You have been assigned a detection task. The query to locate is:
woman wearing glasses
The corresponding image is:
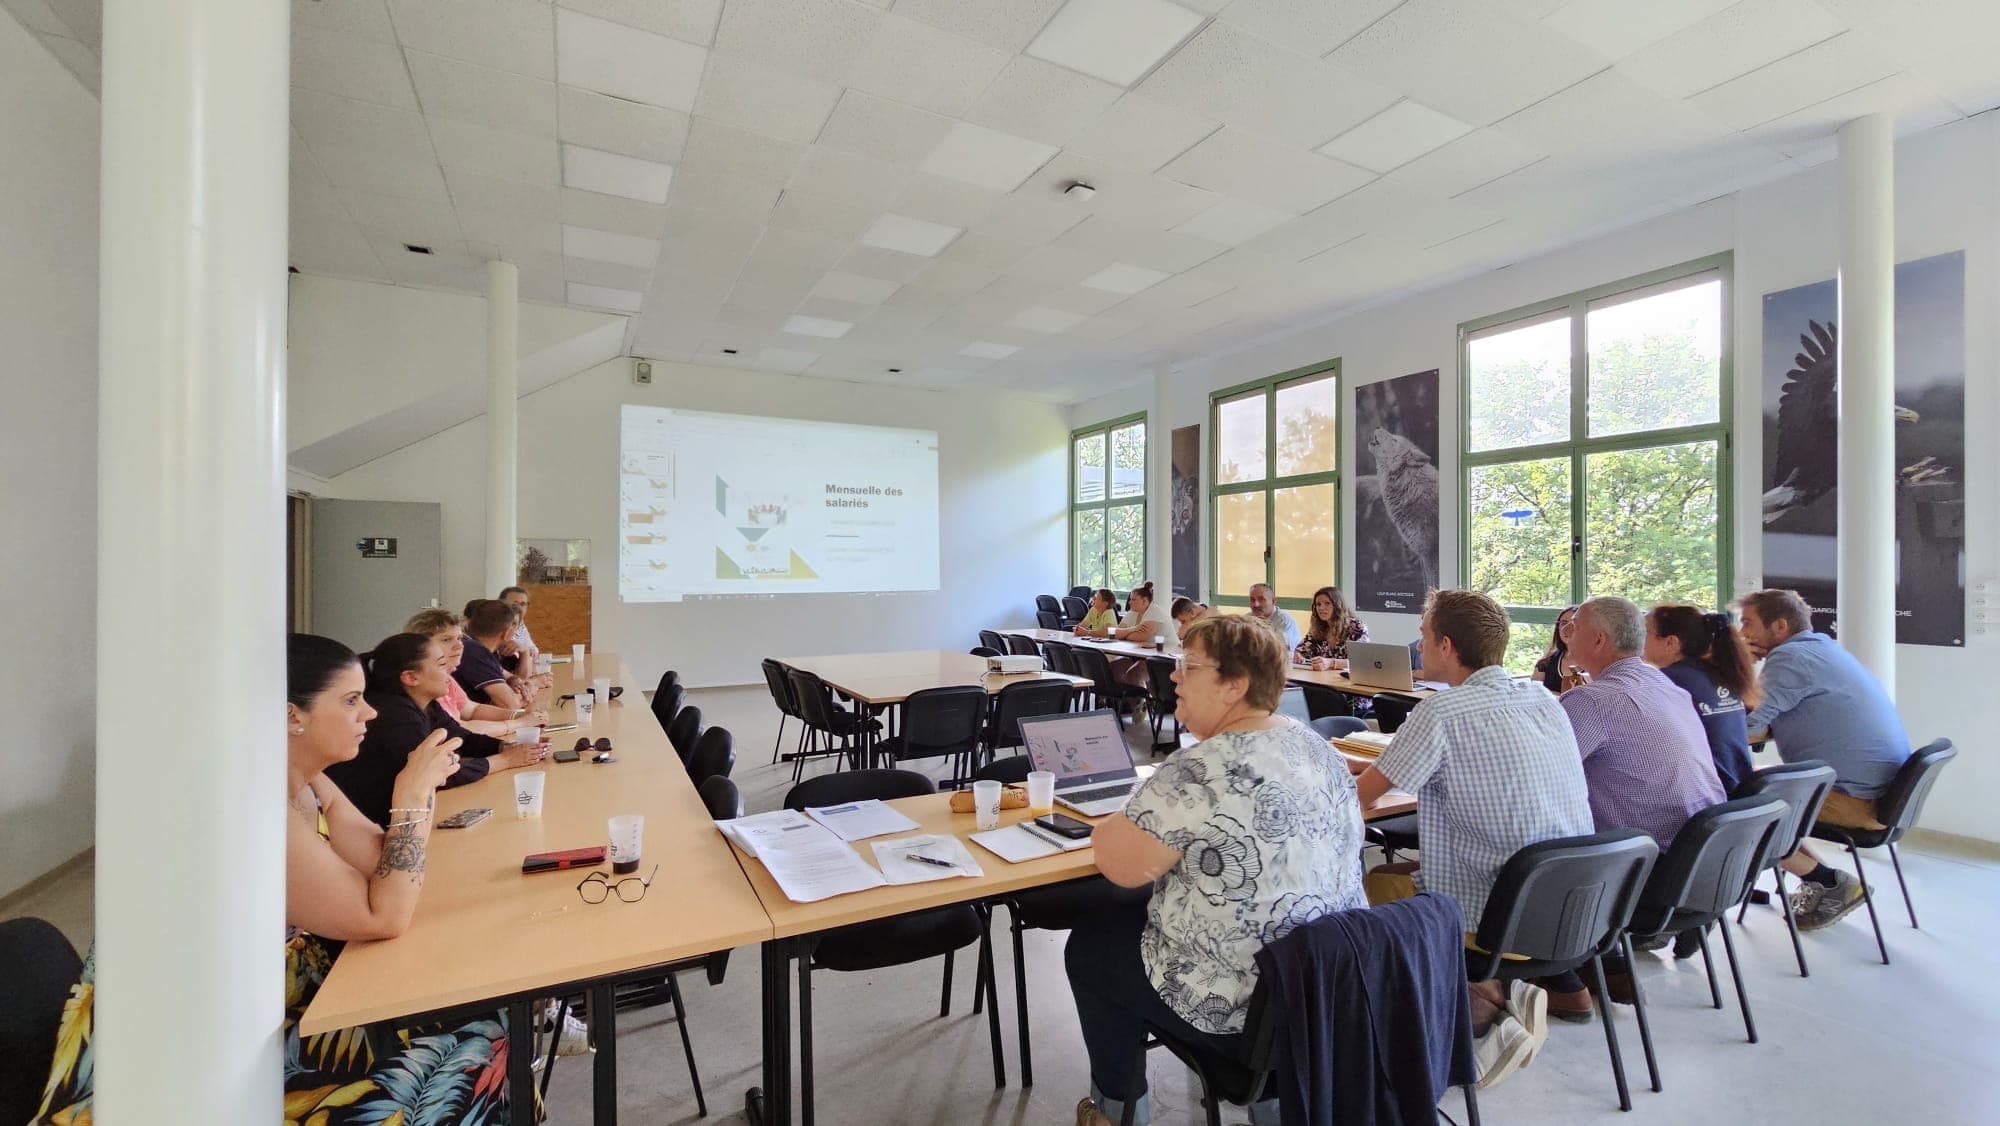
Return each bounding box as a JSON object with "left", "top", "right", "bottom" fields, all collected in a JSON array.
[
  {"left": 33, "top": 635, "right": 517, "bottom": 1124},
  {"left": 1066, "top": 614, "right": 1367, "bottom": 1126}
]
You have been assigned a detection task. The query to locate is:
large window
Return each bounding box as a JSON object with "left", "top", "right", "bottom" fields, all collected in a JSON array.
[
  {"left": 1071, "top": 413, "right": 1147, "bottom": 591},
  {"left": 1460, "top": 258, "right": 1732, "bottom": 671},
  {"left": 1210, "top": 361, "right": 1340, "bottom": 621}
]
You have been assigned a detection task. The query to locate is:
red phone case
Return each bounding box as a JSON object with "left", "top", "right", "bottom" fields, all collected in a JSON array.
[{"left": 521, "top": 845, "right": 607, "bottom": 873}]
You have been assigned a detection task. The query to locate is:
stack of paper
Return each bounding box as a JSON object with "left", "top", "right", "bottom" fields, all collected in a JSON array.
[
  {"left": 871, "top": 834, "right": 985, "bottom": 885},
  {"left": 718, "top": 809, "right": 822, "bottom": 858},
  {"left": 720, "top": 812, "right": 890, "bottom": 902},
  {"left": 804, "top": 799, "right": 922, "bottom": 842},
  {"left": 970, "top": 822, "right": 1094, "bottom": 864},
  {"left": 1333, "top": 730, "right": 1394, "bottom": 759}
]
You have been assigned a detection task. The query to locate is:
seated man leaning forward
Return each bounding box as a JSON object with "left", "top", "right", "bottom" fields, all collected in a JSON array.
[
  {"left": 1068, "top": 613, "right": 1366, "bottom": 1126},
  {"left": 1735, "top": 588, "right": 1913, "bottom": 932},
  {"left": 1355, "top": 590, "right": 1594, "bottom": 1088}
]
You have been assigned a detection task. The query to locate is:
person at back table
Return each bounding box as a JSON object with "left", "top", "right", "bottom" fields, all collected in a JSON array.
[
  {"left": 1354, "top": 589, "right": 1594, "bottom": 1088},
  {"left": 1643, "top": 604, "right": 1759, "bottom": 793},
  {"left": 458, "top": 598, "right": 528, "bottom": 711},
  {"left": 1069, "top": 613, "right": 1366, "bottom": 1126},
  {"left": 1074, "top": 588, "right": 1120, "bottom": 637},
  {"left": 1532, "top": 605, "right": 1586, "bottom": 693},
  {"left": 1170, "top": 596, "right": 1210, "bottom": 641},
  {"left": 1110, "top": 581, "right": 1172, "bottom": 645},
  {"left": 1735, "top": 588, "right": 1912, "bottom": 932},
  {"left": 499, "top": 584, "right": 538, "bottom": 660},
  {"left": 1294, "top": 585, "right": 1369, "bottom": 670},
  {"left": 1247, "top": 582, "right": 1301, "bottom": 649}
]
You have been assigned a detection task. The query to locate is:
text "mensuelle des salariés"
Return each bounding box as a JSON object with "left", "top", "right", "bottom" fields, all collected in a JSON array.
[{"left": 825, "top": 483, "right": 903, "bottom": 508}]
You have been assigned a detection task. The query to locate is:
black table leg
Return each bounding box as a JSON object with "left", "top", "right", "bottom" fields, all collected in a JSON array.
[
  {"left": 591, "top": 981, "right": 618, "bottom": 1125},
  {"left": 507, "top": 999, "right": 535, "bottom": 1120},
  {"left": 747, "top": 938, "right": 793, "bottom": 1126}
]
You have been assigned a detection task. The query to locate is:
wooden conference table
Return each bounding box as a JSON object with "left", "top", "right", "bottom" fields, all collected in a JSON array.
[
  {"left": 1005, "top": 626, "right": 1444, "bottom": 704},
  {"left": 780, "top": 647, "right": 1091, "bottom": 706},
  {"left": 298, "top": 655, "right": 772, "bottom": 1124}
]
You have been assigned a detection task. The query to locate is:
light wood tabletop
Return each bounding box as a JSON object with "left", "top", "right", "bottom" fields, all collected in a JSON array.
[
  {"left": 1286, "top": 663, "right": 1442, "bottom": 700},
  {"left": 299, "top": 656, "right": 774, "bottom": 1036},
  {"left": 1003, "top": 627, "right": 1176, "bottom": 662},
  {"left": 779, "top": 649, "right": 1089, "bottom": 707}
]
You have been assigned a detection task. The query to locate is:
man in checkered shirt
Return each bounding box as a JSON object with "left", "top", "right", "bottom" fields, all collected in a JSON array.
[{"left": 1355, "top": 590, "right": 1593, "bottom": 1089}]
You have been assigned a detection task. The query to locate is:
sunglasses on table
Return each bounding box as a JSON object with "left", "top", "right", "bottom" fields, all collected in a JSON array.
[{"left": 577, "top": 864, "right": 657, "bottom": 904}]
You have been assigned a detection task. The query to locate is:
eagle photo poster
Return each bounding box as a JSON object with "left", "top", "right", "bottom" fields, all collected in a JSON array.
[
  {"left": 1354, "top": 369, "right": 1441, "bottom": 612},
  {"left": 1760, "top": 250, "right": 1965, "bottom": 646}
]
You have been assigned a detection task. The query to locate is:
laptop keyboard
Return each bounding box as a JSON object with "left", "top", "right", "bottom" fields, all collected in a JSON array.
[{"left": 1062, "top": 781, "right": 1136, "bottom": 805}]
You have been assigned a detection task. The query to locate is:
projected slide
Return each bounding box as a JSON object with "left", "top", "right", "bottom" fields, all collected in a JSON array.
[{"left": 619, "top": 405, "right": 940, "bottom": 602}]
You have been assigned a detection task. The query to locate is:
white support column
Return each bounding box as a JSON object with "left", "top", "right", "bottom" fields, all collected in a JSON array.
[
  {"left": 1150, "top": 365, "right": 1175, "bottom": 600},
  {"left": 95, "top": 0, "right": 290, "bottom": 1120},
  {"left": 1836, "top": 114, "right": 1897, "bottom": 693},
  {"left": 485, "top": 260, "right": 520, "bottom": 594}
]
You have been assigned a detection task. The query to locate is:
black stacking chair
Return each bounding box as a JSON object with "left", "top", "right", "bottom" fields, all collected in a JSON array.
[
  {"left": 1371, "top": 691, "right": 1421, "bottom": 733},
  {"left": 653, "top": 668, "right": 679, "bottom": 706},
  {"left": 700, "top": 775, "right": 742, "bottom": 820},
  {"left": 1300, "top": 682, "right": 1353, "bottom": 720},
  {"left": 651, "top": 681, "right": 685, "bottom": 735},
  {"left": 0, "top": 918, "right": 82, "bottom": 1126},
  {"left": 875, "top": 685, "right": 988, "bottom": 779},
  {"left": 1068, "top": 585, "right": 1092, "bottom": 602},
  {"left": 1005, "top": 634, "right": 1042, "bottom": 658},
  {"left": 686, "top": 726, "right": 736, "bottom": 789},
  {"left": 1035, "top": 594, "right": 1063, "bottom": 622},
  {"left": 785, "top": 770, "right": 1005, "bottom": 1103},
  {"left": 1806, "top": 739, "right": 1956, "bottom": 965},
  {"left": 785, "top": 667, "right": 879, "bottom": 779},
  {"left": 1037, "top": 609, "right": 1063, "bottom": 630},
  {"left": 1112, "top": 590, "right": 1130, "bottom": 611},
  {"left": 1466, "top": 830, "right": 1658, "bottom": 1111},
  {"left": 1618, "top": 796, "right": 1788, "bottom": 1091},
  {"left": 1308, "top": 715, "right": 1367, "bottom": 739},
  {"left": 1731, "top": 761, "right": 1836, "bottom": 976},
  {"left": 1143, "top": 656, "right": 1183, "bottom": 748},
  {"left": 979, "top": 629, "right": 1008, "bottom": 654},
  {"left": 986, "top": 679, "right": 1075, "bottom": 761},
  {"left": 971, "top": 646, "right": 1001, "bottom": 658},
  {"left": 1072, "top": 646, "right": 1147, "bottom": 720},
  {"left": 761, "top": 658, "right": 805, "bottom": 765},
  {"left": 1060, "top": 595, "right": 1090, "bottom": 626},
  {"left": 1040, "top": 641, "right": 1088, "bottom": 709},
  {"left": 667, "top": 704, "right": 703, "bottom": 761}
]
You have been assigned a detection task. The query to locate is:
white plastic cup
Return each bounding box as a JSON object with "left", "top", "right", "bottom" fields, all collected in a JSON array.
[
  {"left": 592, "top": 676, "right": 613, "bottom": 706},
  {"left": 513, "top": 725, "right": 542, "bottom": 745},
  {"left": 536, "top": 652, "right": 553, "bottom": 674},
  {"left": 514, "top": 770, "right": 546, "bottom": 818},
  {"left": 1026, "top": 771, "right": 1056, "bottom": 817},
  {"left": 575, "top": 692, "right": 594, "bottom": 725},
  {"left": 973, "top": 779, "right": 1003, "bottom": 831},
  {"left": 608, "top": 814, "right": 645, "bottom": 874},
  {"left": 571, "top": 644, "right": 586, "bottom": 668}
]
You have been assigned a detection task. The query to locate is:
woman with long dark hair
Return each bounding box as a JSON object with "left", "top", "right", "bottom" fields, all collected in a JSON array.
[
  {"left": 1533, "top": 605, "right": 1586, "bottom": 694},
  {"left": 1644, "top": 605, "right": 1762, "bottom": 792},
  {"left": 1294, "top": 585, "right": 1369, "bottom": 670}
]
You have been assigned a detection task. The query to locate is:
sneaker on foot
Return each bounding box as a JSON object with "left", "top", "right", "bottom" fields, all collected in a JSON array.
[
  {"left": 1506, "top": 981, "right": 1555, "bottom": 1054},
  {"left": 1789, "top": 880, "right": 1824, "bottom": 919},
  {"left": 1474, "top": 1014, "right": 1536, "bottom": 1090},
  {"left": 1797, "top": 871, "right": 1866, "bottom": 931},
  {"left": 1076, "top": 1097, "right": 1115, "bottom": 1126},
  {"left": 544, "top": 1011, "right": 591, "bottom": 1056}
]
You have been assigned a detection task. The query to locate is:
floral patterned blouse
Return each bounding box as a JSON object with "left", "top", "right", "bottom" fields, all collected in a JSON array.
[
  {"left": 1294, "top": 616, "right": 1370, "bottom": 663},
  {"left": 1123, "top": 721, "right": 1368, "bottom": 1034}
]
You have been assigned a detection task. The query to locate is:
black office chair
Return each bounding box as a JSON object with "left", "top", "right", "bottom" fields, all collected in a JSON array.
[
  {"left": 784, "top": 770, "right": 1005, "bottom": 1102},
  {"left": 1073, "top": 646, "right": 1147, "bottom": 720},
  {"left": 1371, "top": 691, "right": 1421, "bottom": 734},
  {"left": 1308, "top": 715, "right": 1367, "bottom": 740},
  {"left": 785, "top": 667, "right": 880, "bottom": 779},
  {"left": 875, "top": 685, "right": 988, "bottom": 779},
  {"left": 651, "top": 681, "right": 685, "bottom": 735},
  {"left": 700, "top": 774, "right": 742, "bottom": 820},
  {"left": 1731, "top": 760, "right": 1836, "bottom": 976},
  {"left": 1300, "top": 682, "right": 1353, "bottom": 720},
  {"left": 0, "top": 917, "right": 82, "bottom": 1126},
  {"left": 1036, "top": 609, "right": 1063, "bottom": 630},
  {"left": 1035, "top": 594, "right": 1063, "bottom": 622},
  {"left": 653, "top": 668, "right": 680, "bottom": 706},
  {"left": 986, "top": 679, "right": 1075, "bottom": 763},
  {"left": 1112, "top": 590, "right": 1131, "bottom": 611},
  {"left": 979, "top": 629, "right": 1008, "bottom": 654},
  {"left": 1466, "top": 830, "right": 1658, "bottom": 1111},
  {"left": 761, "top": 658, "right": 805, "bottom": 765},
  {"left": 1060, "top": 595, "right": 1090, "bottom": 626},
  {"left": 686, "top": 726, "right": 736, "bottom": 789},
  {"left": 970, "top": 646, "right": 1001, "bottom": 658},
  {"left": 1004, "top": 634, "right": 1042, "bottom": 658},
  {"left": 1068, "top": 585, "right": 1092, "bottom": 602},
  {"left": 1618, "top": 796, "right": 1789, "bottom": 1091},
  {"left": 1143, "top": 656, "right": 1183, "bottom": 748},
  {"left": 1806, "top": 739, "right": 1956, "bottom": 965},
  {"left": 667, "top": 703, "right": 703, "bottom": 762}
]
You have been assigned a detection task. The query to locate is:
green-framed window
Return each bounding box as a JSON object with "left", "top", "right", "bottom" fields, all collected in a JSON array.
[
  {"left": 1458, "top": 254, "right": 1734, "bottom": 672},
  {"left": 1209, "top": 360, "right": 1340, "bottom": 622},
  {"left": 1071, "top": 412, "right": 1147, "bottom": 591}
]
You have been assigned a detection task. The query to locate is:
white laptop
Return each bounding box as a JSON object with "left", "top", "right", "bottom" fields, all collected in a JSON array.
[
  {"left": 1345, "top": 641, "right": 1415, "bottom": 692},
  {"left": 1019, "top": 709, "right": 1141, "bottom": 817}
]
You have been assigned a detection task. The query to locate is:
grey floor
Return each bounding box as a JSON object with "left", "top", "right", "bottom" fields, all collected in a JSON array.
[{"left": 14, "top": 684, "right": 2000, "bottom": 1125}]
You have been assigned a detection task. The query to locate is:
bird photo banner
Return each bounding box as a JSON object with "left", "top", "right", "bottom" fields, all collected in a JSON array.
[
  {"left": 1355, "top": 369, "right": 1441, "bottom": 613},
  {"left": 1760, "top": 250, "right": 1965, "bottom": 646},
  {"left": 1170, "top": 424, "right": 1201, "bottom": 602}
]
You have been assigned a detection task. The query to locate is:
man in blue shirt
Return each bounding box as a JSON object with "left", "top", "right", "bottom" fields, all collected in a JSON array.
[
  {"left": 1247, "top": 583, "right": 1302, "bottom": 650},
  {"left": 1736, "top": 589, "right": 1912, "bottom": 932}
]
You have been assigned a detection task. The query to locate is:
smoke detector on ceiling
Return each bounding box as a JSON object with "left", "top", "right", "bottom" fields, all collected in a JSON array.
[{"left": 1063, "top": 182, "right": 1097, "bottom": 201}]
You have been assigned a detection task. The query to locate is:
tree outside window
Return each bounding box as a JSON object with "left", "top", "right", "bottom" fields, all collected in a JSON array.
[{"left": 1072, "top": 415, "right": 1146, "bottom": 591}]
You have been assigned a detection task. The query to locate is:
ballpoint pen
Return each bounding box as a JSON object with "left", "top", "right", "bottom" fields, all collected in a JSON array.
[{"left": 903, "top": 853, "right": 958, "bottom": 869}]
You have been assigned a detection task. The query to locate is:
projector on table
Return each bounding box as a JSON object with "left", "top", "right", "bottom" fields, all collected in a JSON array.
[{"left": 986, "top": 654, "right": 1044, "bottom": 675}]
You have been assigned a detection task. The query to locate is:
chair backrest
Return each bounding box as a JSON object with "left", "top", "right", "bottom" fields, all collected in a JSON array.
[
  {"left": 687, "top": 726, "right": 737, "bottom": 787},
  {"left": 1470, "top": 829, "right": 1658, "bottom": 974},
  {"left": 1876, "top": 739, "right": 1957, "bottom": 840},
  {"left": 1144, "top": 655, "right": 1178, "bottom": 711},
  {"left": 1061, "top": 595, "right": 1089, "bottom": 621},
  {"left": 667, "top": 704, "right": 703, "bottom": 760},
  {"left": 785, "top": 767, "right": 936, "bottom": 809},
  {"left": 654, "top": 668, "right": 680, "bottom": 701},
  {"left": 1275, "top": 685, "right": 1312, "bottom": 722},
  {"left": 700, "top": 774, "right": 743, "bottom": 820},
  {"left": 651, "top": 682, "right": 686, "bottom": 733},
  {"left": 1299, "top": 683, "right": 1352, "bottom": 720},
  {"left": 1635, "top": 796, "right": 1787, "bottom": 930},
  {"left": 1005, "top": 634, "right": 1042, "bottom": 658},
  {"left": 1036, "top": 594, "right": 1062, "bottom": 614},
  {"left": 1040, "top": 640, "right": 1078, "bottom": 676},
  {"left": 1731, "top": 760, "right": 1836, "bottom": 863},
  {"left": 1308, "top": 715, "right": 1367, "bottom": 739},
  {"left": 1068, "top": 586, "right": 1092, "bottom": 602},
  {"left": 978, "top": 629, "right": 1008, "bottom": 653},
  {"left": 0, "top": 917, "right": 82, "bottom": 1126},
  {"left": 786, "top": 667, "right": 841, "bottom": 730},
  {"left": 991, "top": 679, "right": 1077, "bottom": 749},
  {"left": 1113, "top": 590, "right": 1131, "bottom": 611},
  {"left": 970, "top": 646, "right": 1001, "bottom": 658},
  {"left": 760, "top": 658, "right": 798, "bottom": 718},
  {"left": 975, "top": 754, "right": 1034, "bottom": 784},
  {"left": 893, "top": 686, "right": 988, "bottom": 759},
  {"left": 1071, "top": 645, "right": 1121, "bottom": 693},
  {"left": 1036, "top": 609, "right": 1063, "bottom": 630}
]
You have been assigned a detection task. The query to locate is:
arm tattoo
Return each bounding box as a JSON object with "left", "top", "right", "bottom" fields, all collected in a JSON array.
[{"left": 374, "top": 820, "right": 428, "bottom": 878}]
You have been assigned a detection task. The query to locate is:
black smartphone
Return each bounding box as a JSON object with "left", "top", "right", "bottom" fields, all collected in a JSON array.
[
  {"left": 552, "top": 748, "right": 580, "bottom": 763},
  {"left": 437, "top": 808, "right": 492, "bottom": 830},
  {"left": 1034, "top": 813, "right": 1094, "bottom": 839}
]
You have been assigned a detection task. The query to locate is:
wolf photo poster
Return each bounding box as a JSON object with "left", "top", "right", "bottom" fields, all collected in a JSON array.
[{"left": 1354, "top": 369, "right": 1441, "bottom": 613}]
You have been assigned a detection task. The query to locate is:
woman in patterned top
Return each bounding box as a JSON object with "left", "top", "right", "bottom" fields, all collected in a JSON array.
[
  {"left": 1294, "top": 584, "right": 1370, "bottom": 670},
  {"left": 1065, "top": 614, "right": 1367, "bottom": 1126}
]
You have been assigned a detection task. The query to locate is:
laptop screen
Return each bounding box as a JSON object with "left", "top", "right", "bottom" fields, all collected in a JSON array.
[{"left": 1019, "top": 709, "right": 1135, "bottom": 786}]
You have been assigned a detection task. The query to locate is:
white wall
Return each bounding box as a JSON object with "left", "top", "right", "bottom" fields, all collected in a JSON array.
[
  {"left": 0, "top": 8, "right": 99, "bottom": 896},
  {"left": 1074, "top": 114, "right": 1997, "bottom": 842},
  {"left": 316, "top": 357, "right": 1071, "bottom": 688}
]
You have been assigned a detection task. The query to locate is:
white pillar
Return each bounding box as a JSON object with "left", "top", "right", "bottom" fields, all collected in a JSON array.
[
  {"left": 95, "top": 0, "right": 290, "bottom": 1120},
  {"left": 1836, "top": 114, "right": 1897, "bottom": 693},
  {"left": 1150, "top": 365, "right": 1175, "bottom": 600},
  {"left": 485, "top": 260, "right": 520, "bottom": 594}
]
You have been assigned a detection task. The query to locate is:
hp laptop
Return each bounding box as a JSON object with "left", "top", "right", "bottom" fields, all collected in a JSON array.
[
  {"left": 1345, "top": 641, "right": 1416, "bottom": 692},
  {"left": 1019, "top": 709, "right": 1141, "bottom": 817}
]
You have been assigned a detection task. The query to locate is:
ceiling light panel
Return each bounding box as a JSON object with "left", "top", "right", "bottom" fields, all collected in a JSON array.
[
  {"left": 562, "top": 144, "right": 675, "bottom": 204},
  {"left": 567, "top": 282, "right": 645, "bottom": 312},
  {"left": 562, "top": 225, "right": 661, "bottom": 270},
  {"left": 1026, "top": 0, "right": 1206, "bottom": 88},
  {"left": 920, "top": 122, "right": 1060, "bottom": 191},
  {"left": 1317, "top": 99, "right": 1473, "bottom": 174},
  {"left": 1081, "top": 262, "right": 1172, "bottom": 294},
  {"left": 859, "top": 213, "right": 965, "bottom": 257},
  {"left": 784, "top": 315, "right": 856, "bottom": 338},
  {"left": 556, "top": 7, "right": 707, "bottom": 112}
]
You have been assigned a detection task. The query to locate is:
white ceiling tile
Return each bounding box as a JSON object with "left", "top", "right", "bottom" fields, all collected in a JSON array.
[
  {"left": 1171, "top": 198, "right": 1294, "bottom": 245},
  {"left": 388, "top": 250, "right": 486, "bottom": 291},
  {"left": 714, "top": 0, "right": 885, "bottom": 84},
  {"left": 388, "top": 0, "right": 553, "bottom": 79},
  {"left": 1006, "top": 245, "right": 1119, "bottom": 286},
  {"left": 894, "top": 0, "right": 1067, "bottom": 53},
  {"left": 334, "top": 188, "right": 461, "bottom": 241},
  {"left": 1542, "top": 0, "right": 1736, "bottom": 60},
  {"left": 1026, "top": 0, "right": 1206, "bottom": 88},
  {"left": 817, "top": 91, "right": 956, "bottom": 167},
  {"left": 1009, "top": 306, "right": 1087, "bottom": 333},
  {"left": 1751, "top": 73, "right": 1961, "bottom": 158},
  {"left": 1615, "top": 0, "right": 1846, "bottom": 100},
  {"left": 1216, "top": 0, "right": 1402, "bottom": 56},
  {"left": 562, "top": 143, "right": 675, "bottom": 203},
  {"left": 563, "top": 224, "right": 662, "bottom": 269},
  {"left": 1069, "top": 309, "right": 1149, "bottom": 342},
  {"left": 725, "top": 281, "right": 808, "bottom": 313},
  {"left": 456, "top": 211, "right": 563, "bottom": 257},
  {"left": 292, "top": 90, "right": 434, "bottom": 164},
  {"left": 837, "top": 246, "right": 936, "bottom": 284},
  {"left": 1498, "top": 68, "right": 1718, "bottom": 170},
  {"left": 557, "top": 0, "right": 722, "bottom": 47},
  {"left": 1065, "top": 94, "right": 1219, "bottom": 173},
  {"left": 289, "top": 229, "right": 391, "bottom": 280},
  {"left": 1138, "top": 20, "right": 1402, "bottom": 148},
  {"left": 5, "top": 0, "right": 71, "bottom": 36},
  {"left": 427, "top": 118, "right": 560, "bottom": 183},
  {"left": 960, "top": 341, "right": 1023, "bottom": 359},
  {"left": 368, "top": 230, "right": 468, "bottom": 264},
  {"left": 1160, "top": 128, "right": 1375, "bottom": 214},
  {"left": 1327, "top": 0, "right": 1611, "bottom": 126},
  {"left": 1318, "top": 99, "right": 1474, "bottom": 174},
  {"left": 974, "top": 196, "right": 1092, "bottom": 246},
  {"left": 405, "top": 51, "right": 558, "bottom": 134},
  {"left": 754, "top": 346, "right": 822, "bottom": 373},
  {"left": 784, "top": 314, "right": 855, "bottom": 338},
  {"left": 889, "top": 174, "right": 1006, "bottom": 229},
  {"left": 693, "top": 54, "right": 843, "bottom": 144},
  {"left": 557, "top": 6, "right": 708, "bottom": 112},
  {"left": 965, "top": 56, "right": 1126, "bottom": 147},
  {"left": 1055, "top": 215, "right": 1227, "bottom": 272},
  {"left": 910, "top": 260, "right": 1002, "bottom": 296},
  {"left": 1379, "top": 127, "right": 1544, "bottom": 198},
  {"left": 845, "top": 13, "right": 1014, "bottom": 118},
  {"left": 860, "top": 213, "right": 965, "bottom": 257},
  {"left": 558, "top": 87, "right": 691, "bottom": 164},
  {"left": 564, "top": 256, "right": 654, "bottom": 292},
  {"left": 294, "top": 0, "right": 397, "bottom": 45},
  {"left": 568, "top": 282, "right": 646, "bottom": 312},
  {"left": 41, "top": 0, "right": 96, "bottom": 44},
  {"left": 1688, "top": 31, "right": 1901, "bottom": 132},
  {"left": 794, "top": 296, "right": 880, "bottom": 324},
  {"left": 311, "top": 142, "right": 451, "bottom": 200},
  {"left": 680, "top": 119, "right": 805, "bottom": 186},
  {"left": 560, "top": 187, "right": 669, "bottom": 237},
  {"left": 1016, "top": 157, "right": 1219, "bottom": 230},
  {"left": 787, "top": 146, "right": 909, "bottom": 210},
  {"left": 1082, "top": 262, "right": 1172, "bottom": 294},
  {"left": 665, "top": 169, "right": 781, "bottom": 221},
  {"left": 919, "top": 122, "right": 1060, "bottom": 192},
  {"left": 291, "top": 24, "right": 417, "bottom": 110},
  {"left": 767, "top": 190, "right": 880, "bottom": 240},
  {"left": 737, "top": 252, "right": 829, "bottom": 293},
  {"left": 31, "top": 31, "right": 97, "bottom": 94}
]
